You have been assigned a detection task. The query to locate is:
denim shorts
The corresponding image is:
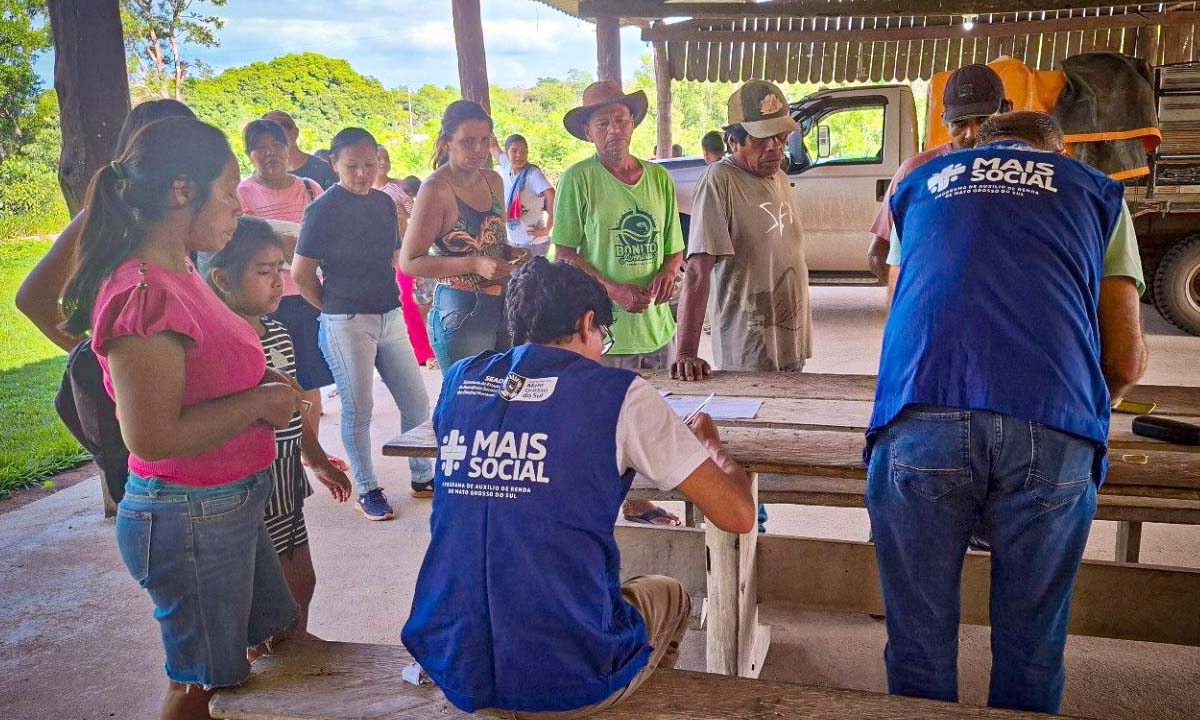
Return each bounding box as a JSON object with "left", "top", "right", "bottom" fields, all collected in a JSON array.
[{"left": 116, "top": 471, "right": 300, "bottom": 688}]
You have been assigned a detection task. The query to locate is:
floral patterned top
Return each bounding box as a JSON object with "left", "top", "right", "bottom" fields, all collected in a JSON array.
[{"left": 433, "top": 176, "right": 529, "bottom": 296}]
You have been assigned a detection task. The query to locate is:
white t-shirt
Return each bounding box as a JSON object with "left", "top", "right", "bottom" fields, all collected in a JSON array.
[
  {"left": 616, "top": 377, "right": 711, "bottom": 490},
  {"left": 499, "top": 155, "right": 553, "bottom": 248}
]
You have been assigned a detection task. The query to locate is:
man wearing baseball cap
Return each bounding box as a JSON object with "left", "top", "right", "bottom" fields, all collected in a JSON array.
[
  {"left": 673, "top": 79, "right": 811, "bottom": 382},
  {"left": 552, "top": 80, "right": 687, "bottom": 527},
  {"left": 867, "top": 64, "right": 1012, "bottom": 284}
]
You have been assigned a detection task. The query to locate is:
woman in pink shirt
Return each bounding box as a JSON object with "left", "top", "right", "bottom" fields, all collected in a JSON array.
[
  {"left": 60, "top": 117, "right": 305, "bottom": 720},
  {"left": 237, "top": 119, "right": 343, "bottom": 467}
]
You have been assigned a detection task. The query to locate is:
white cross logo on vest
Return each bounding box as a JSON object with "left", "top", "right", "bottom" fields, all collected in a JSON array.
[
  {"left": 440, "top": 429, "right": 469, "bottom": 475},
  {"left": 927, "top": 163, "right": 968, "bottom": 194},
  {"left": 438, "top": 429, "right": 551, "bottom": 484}
]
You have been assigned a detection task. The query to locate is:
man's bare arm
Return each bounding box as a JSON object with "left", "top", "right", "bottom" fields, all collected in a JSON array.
[{"left": 1098, "top": 276, "right": 1147, "bottom": 399}]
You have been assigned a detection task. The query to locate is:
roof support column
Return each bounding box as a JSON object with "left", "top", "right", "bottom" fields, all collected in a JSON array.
[
  {"left": 452, "top": 0, "right": 491, "bottom": 112},
  {"left": 653, "top": 39, "right": 672, "bottom": 158},
  {"left": 597, "top": 15, "right": 622, "bottom": 83}
]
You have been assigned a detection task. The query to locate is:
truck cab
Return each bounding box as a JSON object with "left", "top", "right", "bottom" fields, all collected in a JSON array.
[
  {"left": 785, "top": 85, "right": 917, "bottom": 282},
  {"left": 663, "top": 85, "right": 916, "bottom": 286},
  {"left": 663, "top": 75, "right": 1200, "bottom": 336}
]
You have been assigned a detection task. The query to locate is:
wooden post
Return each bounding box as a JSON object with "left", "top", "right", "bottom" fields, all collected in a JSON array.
[
  {"left": 653, "top": 39, "right": 672, "bottom": 159},
  {"left": 47, "top": 0, "right": 130, "bottom": 216},
  {"left": 705, "top": 473, "right": 771, "bottom": 677},
  {"left": 597, "top": 15, "right": 622, "bottom": 83},
  {"left": 1116, "top": 520, "right": 1143, "bottom": 563},
  {"left": 451, "top": 0, "right": 491, "bottom": 113}
]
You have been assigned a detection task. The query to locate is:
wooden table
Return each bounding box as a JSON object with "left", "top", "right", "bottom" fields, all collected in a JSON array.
[{"left": 382, "top": 372, "right": 1200, "bottom": 677}]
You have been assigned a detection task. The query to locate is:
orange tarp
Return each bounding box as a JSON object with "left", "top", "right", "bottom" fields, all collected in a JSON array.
[
  {"left": 925, "top": 56, "right": 1159, "bottom": 179},
  {"left": 926, "top": 57, "right": 1066, "bottom": 148}
]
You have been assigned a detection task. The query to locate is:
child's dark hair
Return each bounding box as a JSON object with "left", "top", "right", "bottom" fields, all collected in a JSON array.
[
  {"left": 114, "top": 99, "right": 196, "bottom": 158},
  {"left": 402, "top": 175, "right": 421, "bottom": 196},
  {"left": 433, "top": 100, "right": 493, "bottom": 169},
  {"left": 203, "top": 217, "right": 284, "bottom": 298},
  {"left": 243, "top": 118, "right": 288, "bottom": 156},
  {"left": 330, "top": 127, "right": 377, "bottom": 160},
  {"left": 504, "top": 133, "right": 527, "bottom": 150},
  {"left": 506, "top": 258, "right": 615, "bottom": 345},
  {"left": 62, "top": 117, "right": 234, "bottom": 335}
]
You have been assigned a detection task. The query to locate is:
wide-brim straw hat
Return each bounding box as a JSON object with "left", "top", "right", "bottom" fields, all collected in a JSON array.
[{"left": 563, "top": 81, "right": 649, "bottom": 141}]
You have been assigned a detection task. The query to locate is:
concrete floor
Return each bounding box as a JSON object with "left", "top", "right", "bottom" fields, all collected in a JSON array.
[{"left": 1, "top": 286, "right": 1197, "bottom": 719}]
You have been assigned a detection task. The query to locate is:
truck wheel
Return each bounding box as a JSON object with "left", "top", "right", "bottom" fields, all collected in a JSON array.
[{"left": 1152, "top": 233, "right": 1200, "bottom": 337}]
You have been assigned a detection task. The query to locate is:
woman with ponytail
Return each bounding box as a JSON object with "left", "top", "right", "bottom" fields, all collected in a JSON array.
[
  {"left": 399, "top": 100, "right": 530, "bottom": 371},
  {"left": 62, "top": 116, "right": 305, "bottom": 720}
]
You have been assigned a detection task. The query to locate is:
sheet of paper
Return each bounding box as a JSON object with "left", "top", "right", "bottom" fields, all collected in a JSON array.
[{"left": 662, "top": 395, "right": 764, "bottom": 420}]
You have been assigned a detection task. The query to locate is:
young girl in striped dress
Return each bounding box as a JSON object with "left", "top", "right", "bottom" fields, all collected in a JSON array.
[{"left": 205, "top": 217, "right": 352, "bottom": 632}]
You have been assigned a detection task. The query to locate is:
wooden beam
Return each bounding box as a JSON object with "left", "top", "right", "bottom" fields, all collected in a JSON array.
[
  {"left": 1115, "top": 520, "right": 1143, "bottom": 562},
  {"left": 597, "top": 15, "right": 623, "bottom": 82},
  {"left": 451, "top": 0, "right": 491, "bottom": 113},
  {"left": 627, "top": 473, "right": 1200, "bottom": 524},
  {"left": 47, "top": 0, "right": 130, "bottom": 216},
  {"left": 653, "top": 39, "right": 672, "bottom": 160},
  {"left": 579, "top": 0, "right": 1154, "bottom": 20},
  {"left": 756, "top": 535, "right": 1200, "bottom": 646},
  {"left": 642, "top": 11, "right": 1200, "bottom": 44},
  {"left": 616, "top": 525, "right": 707, "bottom": 594},
  {"left": 212, "top": 641, "right": 1079, "bottom": 720},
  {"left": 705, "top": 474, "right": 769, "bottom": 677}
]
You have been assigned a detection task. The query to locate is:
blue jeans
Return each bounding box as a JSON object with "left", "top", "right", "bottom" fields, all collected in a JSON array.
[
  {"left": 319, "top": 308, "right": 433, "bottom": 494},
  {"left": 865, "top": 406, "right": 1098, "bottom": 714},
  {"left": 428, "top": 285, "right": 511, "bottom": 371},
  {"left": 116, "top": 471, "right": 299, "bottom": 688}
]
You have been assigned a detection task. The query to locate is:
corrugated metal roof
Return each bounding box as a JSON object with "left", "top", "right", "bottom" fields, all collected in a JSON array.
[{"left": 538, "top": 1, "right": 1200, "bottom": 81}]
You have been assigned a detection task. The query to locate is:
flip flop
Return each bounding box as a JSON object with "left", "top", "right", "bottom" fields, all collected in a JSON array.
[
  {"left": 623, "top": 507, "right": 681, "bottom": 527},
  {"left": 411, "top": 480, "right": 434, "bottom": 498}
]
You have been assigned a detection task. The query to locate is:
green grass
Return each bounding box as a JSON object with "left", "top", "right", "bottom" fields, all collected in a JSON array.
[
  {"left": 0, "top": 204, "right": 69, "bottom": 243},
  {"left": 0, "top": 237, "right": 90, "bottom": 497}
]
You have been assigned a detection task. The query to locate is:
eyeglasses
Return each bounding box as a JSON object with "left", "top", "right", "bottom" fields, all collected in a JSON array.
[{"left": 599, "top": 325, "right": 615, "bottom": 355}]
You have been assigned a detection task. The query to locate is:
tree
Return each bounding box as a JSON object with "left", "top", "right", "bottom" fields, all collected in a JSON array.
[
  {"left": 123, "top": 0, "right": 225, "bottom": 101},
  {"left": 0, "top": 0, "right": 50, "bottom": 161}
]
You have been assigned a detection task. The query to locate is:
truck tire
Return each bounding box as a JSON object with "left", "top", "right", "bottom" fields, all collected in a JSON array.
[{"left": 1152, "top": 233, "right": 1200, "bottom": 337}]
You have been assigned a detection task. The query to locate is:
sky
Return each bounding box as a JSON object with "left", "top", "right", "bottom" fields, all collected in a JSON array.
[{"left": 33, "top": 0, "right": 652, "bottom": 91}]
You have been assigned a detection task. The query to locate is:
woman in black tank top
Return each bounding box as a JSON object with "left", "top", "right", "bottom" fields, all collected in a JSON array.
[{"left": 399, "top": 101, "right": 530, "bottom": 371}]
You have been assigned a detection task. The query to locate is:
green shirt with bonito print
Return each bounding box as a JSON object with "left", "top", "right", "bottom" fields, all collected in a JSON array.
[{"left": 551, "top": 154, "right": 684, "bottom": 355}]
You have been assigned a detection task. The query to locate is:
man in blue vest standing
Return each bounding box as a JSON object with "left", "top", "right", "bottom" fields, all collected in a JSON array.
[
  {"left": 867, "top": 111, "right": 1147, "bottom": 713},
  {"left": 403, "top": 257, "right": 756, "bottom": 718}
]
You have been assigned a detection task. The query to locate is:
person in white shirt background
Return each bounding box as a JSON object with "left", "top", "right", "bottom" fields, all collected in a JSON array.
[{"left": 490, "top": 134, "right": 555, "bottom": 257}]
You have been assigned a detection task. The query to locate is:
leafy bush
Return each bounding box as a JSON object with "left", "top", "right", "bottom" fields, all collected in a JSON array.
[{"left": 0, "top": 90, "right": 69, "bottom": 240}]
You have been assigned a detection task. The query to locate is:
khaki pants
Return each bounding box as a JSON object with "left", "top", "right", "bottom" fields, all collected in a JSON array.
[
  {"left": 599, "top": 343, "right": 672, "bottom": 371},
  {"left": 480, "top": 575, "right": 691, "bottom": 720}
]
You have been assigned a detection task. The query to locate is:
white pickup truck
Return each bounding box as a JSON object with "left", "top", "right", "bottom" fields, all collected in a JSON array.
[{"left": 660, "top": 78, "right": 1200, "bottom": 337}]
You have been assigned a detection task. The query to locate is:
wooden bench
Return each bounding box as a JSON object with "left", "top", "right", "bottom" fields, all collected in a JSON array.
[
  {"left": 616, "top": 525, "right": 1200, "bottom": 648},
  {"left": 210, "top": 640, "right": 1077, "bottom": 720}
]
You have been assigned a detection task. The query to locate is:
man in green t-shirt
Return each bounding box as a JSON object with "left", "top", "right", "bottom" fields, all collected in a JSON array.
[
  {"left": 553, "top": 81, "right": 685, "bottom": 369},
  {"left": 553, "top": 80, "right": 686, "bottom": 527}
]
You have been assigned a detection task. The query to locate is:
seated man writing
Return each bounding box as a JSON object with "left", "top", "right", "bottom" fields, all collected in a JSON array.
[{"left": 402, "top": 257, "right": 756, "bottom": 718}]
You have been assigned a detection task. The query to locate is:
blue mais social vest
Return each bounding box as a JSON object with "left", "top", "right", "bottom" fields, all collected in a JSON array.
[
  {"left": 401, "top": 344, "right": 649, "bottom": 713},
  {"left": 869, "top": 141, "right": 1124, "bottom": 457}
]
